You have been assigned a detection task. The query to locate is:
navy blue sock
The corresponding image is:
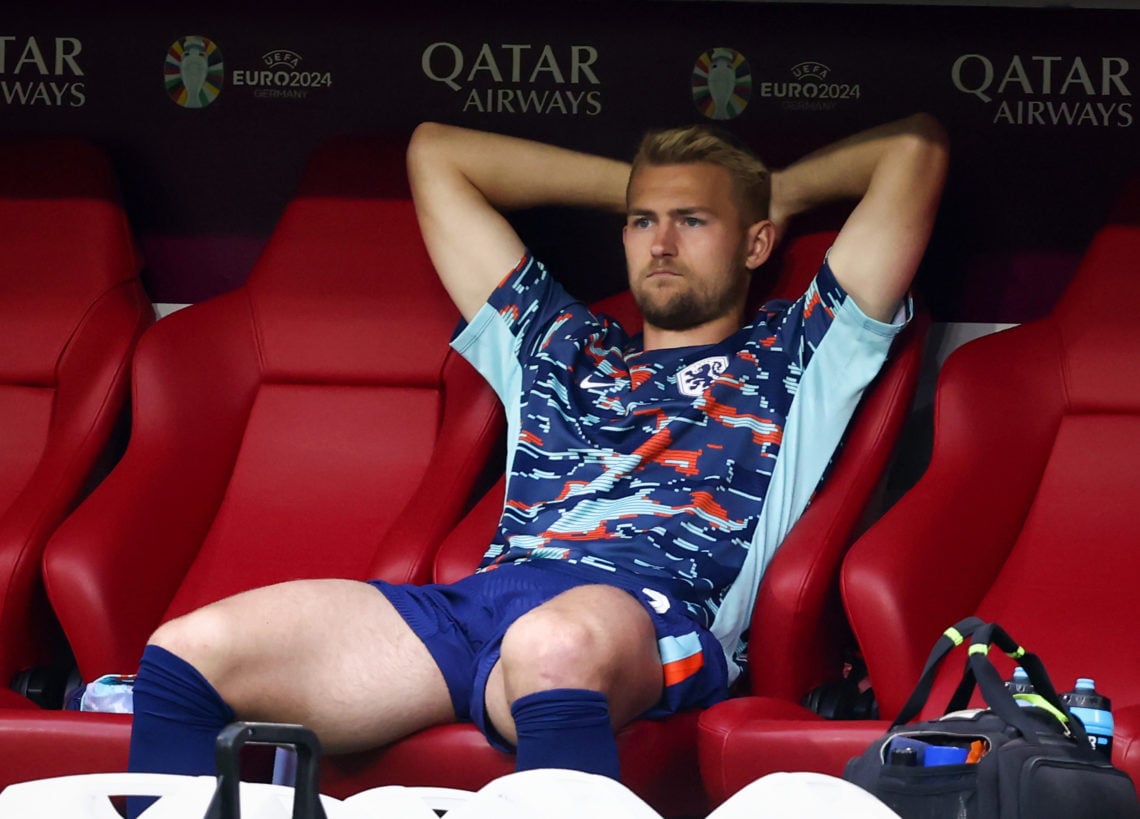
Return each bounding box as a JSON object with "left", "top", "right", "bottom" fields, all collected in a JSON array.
[
  {"left": 510, "top": 688, "right": 620, "bottom": 780},
  {"left": 127, "top": 644, "right": 235, "bottom": 816}
]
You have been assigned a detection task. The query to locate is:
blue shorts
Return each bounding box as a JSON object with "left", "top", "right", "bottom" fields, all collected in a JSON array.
[{"left": 368, "top": 562, "right": 729, "bottom": 751}]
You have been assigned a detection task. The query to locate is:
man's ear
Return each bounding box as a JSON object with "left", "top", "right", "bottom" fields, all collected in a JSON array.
[{"left": 744, "top": 219, "right": 776, "bottom": 270}]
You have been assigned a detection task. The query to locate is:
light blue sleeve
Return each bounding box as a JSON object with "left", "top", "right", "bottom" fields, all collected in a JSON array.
[{"left": 711, "top": 293, "right": 911, "bottom": 684}]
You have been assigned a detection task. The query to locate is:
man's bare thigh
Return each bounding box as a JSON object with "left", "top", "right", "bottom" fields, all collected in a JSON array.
[{"left": 152, "top": 578, "right": 454, "bottom": 753}]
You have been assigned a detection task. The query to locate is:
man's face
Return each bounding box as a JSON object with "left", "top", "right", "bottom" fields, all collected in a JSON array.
[{"left": 623, "top": 162, "right": 754, "bottom": 333}]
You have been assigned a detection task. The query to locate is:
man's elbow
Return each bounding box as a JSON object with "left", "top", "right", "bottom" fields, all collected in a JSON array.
[
  {"left": 407, "top": 122, "right": 475, "bottom": 189},
  {"left": 406, "top": 121, "right": 447, "bottom": 171},
  {"left": 902, "top": 113, "right": 950, "bottom": 162},
  {"left": 892, "top": 113, "right": 950, "bottom": 195}
]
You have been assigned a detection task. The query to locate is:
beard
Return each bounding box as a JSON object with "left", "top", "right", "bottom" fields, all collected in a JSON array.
[{"left": 632, "top": 266, "right": 749, "bottom": 332}]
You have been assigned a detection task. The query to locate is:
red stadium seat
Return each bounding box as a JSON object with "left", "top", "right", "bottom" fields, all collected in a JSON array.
[
  {"left": 0, "top": 137, "right": 152, "bottom": 706},
  {"left": 40, "top": 135, "right": 504, "bottom": 680},
  {"left": 316, "top": 229, "right": 928, "bottom": 818},
  {"left": 697, "top": 179, "right": 1140, "bottom": 806},
  {"left": 0, "top": 135, "right": 504, "bottom": 789}
]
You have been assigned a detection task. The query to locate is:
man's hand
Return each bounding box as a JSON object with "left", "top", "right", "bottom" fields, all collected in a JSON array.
[{"left": 766, "top": 172, "right": 793, "bottom": 251}]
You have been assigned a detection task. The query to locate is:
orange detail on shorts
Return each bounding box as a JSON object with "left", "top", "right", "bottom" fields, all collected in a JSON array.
[{"left": 663, "top": 652, "right": 705, "bottom": 686}]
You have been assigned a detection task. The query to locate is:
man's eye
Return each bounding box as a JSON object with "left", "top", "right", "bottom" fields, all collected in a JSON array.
[
  {"left": 682, "top": 216, "right": 704, "bottom": 227},
  {"left": 632, "top": 217, "right": 652, "bottom": 229}
]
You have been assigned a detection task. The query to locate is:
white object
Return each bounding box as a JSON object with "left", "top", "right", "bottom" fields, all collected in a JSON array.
[
  {"left": 0, "top": 767, "right": 903, "bottom": 818},
  {"left": 0, "top": 773, "right": 347, "bottom": 819},
  {"left": 439, "top": 769, "right": 664, "bottom": 819},
  {"left": 707, "top": 771, "right": 902, "bottom": 819},
  {"left": 341, "top": 784, "right": 473, "bottom": 817}
]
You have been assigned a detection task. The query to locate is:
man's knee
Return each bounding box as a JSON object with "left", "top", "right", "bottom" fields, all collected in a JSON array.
[
  {"left": 502, "top": 611, "right": 599, "bottom": 685},
  {"left": 499, "top": 585, "right": 655, "bottom": 690},
  {"left": 148, "top": 606, "right": 234, "bottom": 670}
]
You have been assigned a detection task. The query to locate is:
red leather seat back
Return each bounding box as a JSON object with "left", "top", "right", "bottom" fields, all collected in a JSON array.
[
  {"left": 843, "top": 182, "right": 1140, "bottom": 721},
  {"left": 167, "top": 138, "right": 500, "bottom": 617},
  {"left": 0, "top": 139, "right": 141, "bottom": 384},
  {"left": 0, "top": 137, "right": 151, "bottom": 677},
  {"left": 44, "top": 136, "right": 504, "bottom": 677},
  {"left": 0, "top": 138, "right": 143, "bottom": 509},
  {"left": 164, "top": 197, "right": 462, "bottom": 618},
  {"left": 966, "top": 210, "right": 1140, "bottom": 708}
]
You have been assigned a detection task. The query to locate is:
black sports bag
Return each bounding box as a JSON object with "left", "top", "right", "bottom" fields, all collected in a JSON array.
[{"left": 844, "top": 618, "right": 1140, "bottom": 819}]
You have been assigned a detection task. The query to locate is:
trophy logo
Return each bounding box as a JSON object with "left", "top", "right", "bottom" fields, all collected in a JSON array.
[
  {"left": 692, "top": 47, "right": 752, "bottom": 121},
  {"left": 165, "top": 35, "right": 224, "bottom": 108}
]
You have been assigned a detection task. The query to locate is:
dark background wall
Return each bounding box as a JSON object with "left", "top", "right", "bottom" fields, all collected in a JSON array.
[{"left": 3, "top": 1, "right": 1138, "bottom": 322}]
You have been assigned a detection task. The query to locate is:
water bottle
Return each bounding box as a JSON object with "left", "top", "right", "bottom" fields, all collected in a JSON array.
[
  {"left": 1006, "top": 666, "right": 1034, "bottom": 695},
  {"left": 1004, "top": 665, "right": 1037, "bottom": 708},
  {"left": 1061, "top": 677, "right": 1113, "bottom": 759}
]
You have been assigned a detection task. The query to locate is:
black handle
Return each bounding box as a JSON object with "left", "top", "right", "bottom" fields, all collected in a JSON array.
[
  {"left": 891, "top": 619, "right": 1096, "bottom": 754},
  {"left": 892, "top": 616, "right": 986, "bottom": 727},
  {"left": 204, "top": 721, "right": 328, "bottom": 819},
  {"left": 959, "top": 623, "right": 1093, "bottom": 752}
]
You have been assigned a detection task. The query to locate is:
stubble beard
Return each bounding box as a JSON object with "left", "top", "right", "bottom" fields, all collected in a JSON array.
[{"left": 633, "top": 264, "right": 749, "bottom": 332}]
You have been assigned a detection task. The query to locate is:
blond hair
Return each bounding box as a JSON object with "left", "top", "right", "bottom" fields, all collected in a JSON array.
[{"left": 628, "top": 125, "right": 770, "bottom": 225}]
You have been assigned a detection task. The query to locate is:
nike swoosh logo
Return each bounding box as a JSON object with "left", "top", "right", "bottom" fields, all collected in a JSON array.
[{"left": 579, "top": 374, "right": 613, "bottom": 390}]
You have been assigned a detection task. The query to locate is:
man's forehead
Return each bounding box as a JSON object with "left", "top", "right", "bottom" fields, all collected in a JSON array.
[{"left": 627, "top": 162, "right": 736, "bottom": 212}]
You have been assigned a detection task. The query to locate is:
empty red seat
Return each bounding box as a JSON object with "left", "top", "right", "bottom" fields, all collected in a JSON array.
[
  {"left": 0, "top": 137, "right": 152, "bottom": 706},
  {"left": 0, "top": 135, "right": 504, "bottom": 790},
  {"left": 41, "top": 135, "right": 504, "bottom": 680}
]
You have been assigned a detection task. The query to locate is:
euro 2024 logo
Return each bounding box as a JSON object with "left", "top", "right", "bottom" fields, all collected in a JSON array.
[
  {"left": 692, "top": 47, "right": 752, "bottom": 121},
  {"left": 165, "top": 35, "right": 224, "bottom": 108}
]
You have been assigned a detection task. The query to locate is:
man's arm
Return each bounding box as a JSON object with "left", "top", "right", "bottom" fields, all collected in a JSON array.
[
  {"left": 769, "top": 113, "right": 949, "bottom": 323},
  {"left": 406, "top": 122, "right": 629, "bottom": 321}
]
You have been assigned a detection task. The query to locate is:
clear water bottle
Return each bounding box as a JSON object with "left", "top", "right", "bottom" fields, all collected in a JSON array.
[
  {"left": 1061, "top": 677, "right": 1113, "bottom": 759},
  {"left": 1006, "top": 666, "right": 1034, "bottom": 695}
]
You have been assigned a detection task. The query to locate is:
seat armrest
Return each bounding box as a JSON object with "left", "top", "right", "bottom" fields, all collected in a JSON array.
[
  {"left": 0, "top": 282, "right": 152, "bottom": 681},
  {"left": 366, "top": 354, "right": 504, "bottom": 584}
]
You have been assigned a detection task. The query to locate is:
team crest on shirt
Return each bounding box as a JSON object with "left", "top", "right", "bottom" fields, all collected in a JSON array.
[{"left": 677, "top": 355, "right": 729, "bottom": 397}]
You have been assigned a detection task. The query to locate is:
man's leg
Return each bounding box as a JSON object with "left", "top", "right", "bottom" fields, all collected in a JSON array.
[
  {"left": 129, "top": 578, "right": 455, "bottom": 780},
  {"left": 482, "top": 584, "right": 664, "bottom": 778}
]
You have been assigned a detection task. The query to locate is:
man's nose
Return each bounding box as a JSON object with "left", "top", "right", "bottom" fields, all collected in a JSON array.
[{"left": 651, "top": 222, "right": 677, "bottom": 257}]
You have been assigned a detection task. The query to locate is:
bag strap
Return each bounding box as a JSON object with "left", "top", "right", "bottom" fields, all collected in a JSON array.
[
  {"left": 891, "top": 616, "right": 987, "bottom": 727},
  {"left": 961, "top": 625, "right": 1047, "bottom": 745},
  {"left": 958, "top": 623, "right": 1094, "bottom": 751},
  {"left": 944, "top": 622, "right": 1063, "bottom": 712},
  {"left": 891, "top": 619, "right": 1096, "bottom": 751}
]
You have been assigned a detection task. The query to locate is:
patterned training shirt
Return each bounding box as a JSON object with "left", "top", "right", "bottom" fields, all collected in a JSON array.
[{"left": 452, "top": 253, "right": 906, "bottom": 680}]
